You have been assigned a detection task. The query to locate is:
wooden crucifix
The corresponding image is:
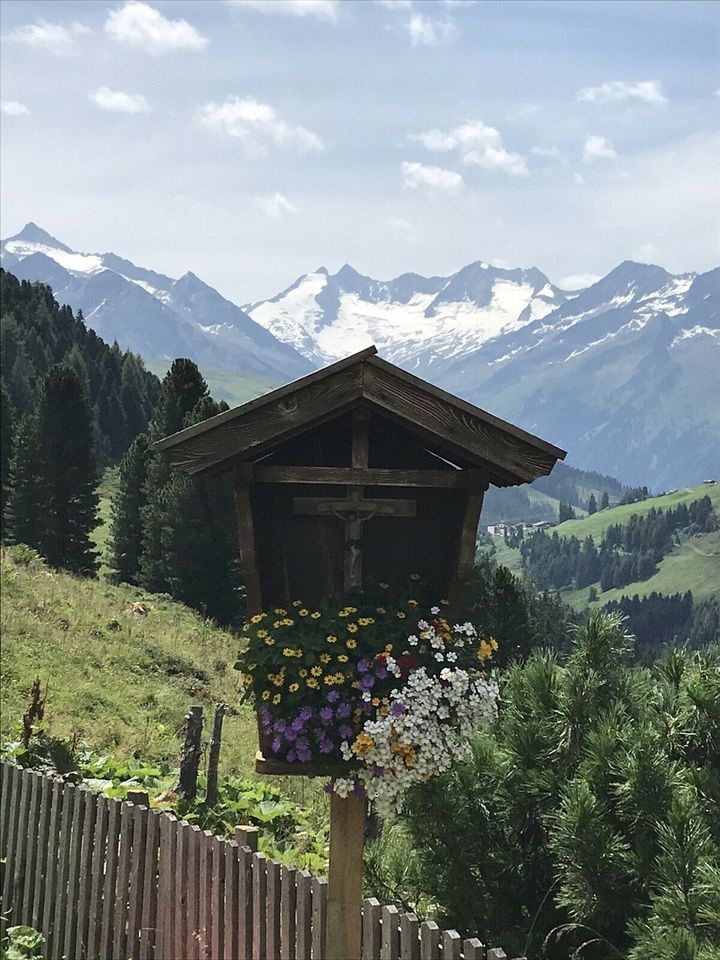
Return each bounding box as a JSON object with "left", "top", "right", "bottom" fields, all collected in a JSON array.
[{"left": 293, "top": 409, "right": 416, "bottom": 591}]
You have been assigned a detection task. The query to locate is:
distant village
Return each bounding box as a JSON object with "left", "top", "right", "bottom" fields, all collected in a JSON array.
[{"left": 486, "top": 519, "right": 554, "bottom": 537}]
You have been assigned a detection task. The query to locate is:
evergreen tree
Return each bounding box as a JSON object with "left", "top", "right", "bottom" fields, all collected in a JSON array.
[
  {"left": 0, "top": 381, "right": 14, "bottom": 528},
  {"left": 601, "top": 490, "right": 609, "bottom": 510},
  {"left": 588, "top": 492, "right": 598, "bottom": 515},
  {"left": 3, "top": 414, "right": 42, "bottom": 549},
  {"left": 150, "top": 358, "right": 209, "bottom": 439},
  {"left": 109, "top": 433, "right": 151, "bottom": 584},
  {"left": 34, "top": 365, "right": 99, "bottom": 574}
]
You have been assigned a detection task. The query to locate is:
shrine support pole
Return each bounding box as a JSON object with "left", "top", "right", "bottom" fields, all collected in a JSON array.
[{"left": 327, "top": 791, "right": 366, "bottom": 960}]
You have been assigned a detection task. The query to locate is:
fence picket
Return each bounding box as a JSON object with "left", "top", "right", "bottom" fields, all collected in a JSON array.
[
  {"left": 238, "top": 844, "right": 254, "bottom": 960},
  {"left": 1, "top": 766, "right": 20, "bottom": 932},
  {"left": 140, "top": 809, "right": 160, "bottom": 960},
  {"left": 0, "top": 763, "right": 11, "bottom": 852},
  {"left": 362, "top": 898, "right": 382, "bottom": 960},
  {"left": 30, "top": 774, "right": 52, "bottom": 930},
  {"left": 157, "top": 814, "right": 177, "bottom": 960},
  {"left": 40, "top": 780, "right": 63, "bottom": 946},
  {"left": 87, "top": 795, "right": 109, "bottom": 958},
  {"left": 174, "top": 820, "right": 189, "bottom": 960},
  {"left": 20, "top": 771, "right": 41, "bottom": 921},
  {"left": 50, "top": 783, "right": 74, "bottom": 958},
  {"left": 281, "top": 864, "right": 297, "bottom": 960},
  {"left": 420, "top": 921, "right": 440, "bottom": 960},
  {"left": 10, "top": 763, "right": 31, "bottom": 917},
  {"left": 224, "top": 840, "right": 240, "bottom": 960},
  {"left": 267, "top": 858, "right": 281, "bottom": 960},
  {"left": 211, "top": 835, "right": 226, "bottom": 960},
  {"left": 463, "top": 940, "right": 485, "bottom": 960},
  {"left": 487, "top": 950, "right": 508, "bottom": 960},
  {"left": 296, "top": 871, "right": 312, "bottom": 960},
  {"left": 382, "top": 904, "right": 400, "bottom": 959},
  {"left": 400, "top": 912, "right": 420, "bottom": 960},
  {"left": 63, "top": 785, "right": 86, "bottom": 959},
  {"left": 253, "top": 851, "right": 268, "bottom": 960},
  {"left": 100, "top": 797, "right": 121, "bottom": 959},
  {"left": 113, "top": 801, "right": 135, "bottom": 960},
  {"left": 187, "top": 824, "right": 203, "bottom": 960},
  {"left": 311, "top": 876, "right": 327, "bottom": 960},
  {"left": 127, "top": 803, "right": 149, "bottom": 960},
  {"left": 75, "top": 790, "right": 98, "bottom": 958},
  {"left": 442, "top": 930, "right": 462, "bottom": 959}
]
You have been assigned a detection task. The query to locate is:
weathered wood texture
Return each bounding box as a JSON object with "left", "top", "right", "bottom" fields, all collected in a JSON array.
[{"left": 0, "top": 762, "right": 524, "bottom": 960}]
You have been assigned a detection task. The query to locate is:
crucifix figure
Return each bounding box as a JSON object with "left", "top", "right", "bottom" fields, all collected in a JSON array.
[{"left": 292, "top": 409, "right": 416, "bottom": 591}]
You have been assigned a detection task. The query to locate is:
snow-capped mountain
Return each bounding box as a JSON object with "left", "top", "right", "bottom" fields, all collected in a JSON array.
[
  {"left": 248, "top": 259, "right": 719, "bottom": 488},
  {"left": 1, "top": 223, "right": 312, "bottom": 382},
  {"left": 246, "top": 261, "right": 567, "bottom": 370}
]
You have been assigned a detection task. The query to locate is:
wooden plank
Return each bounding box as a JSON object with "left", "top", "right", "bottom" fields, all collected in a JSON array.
[
  {"left": 235, "top": 825, "right": 260, "bottom": 852},
  {"left": 63, "top": 786, "right": 86, "bottom": 959},
  {"left": 311, "top": 877, "right": 328, "bottom": 960},
  {"left": 233, "top": 479, "right": 263, "bottom": 616},
  {"left": 40, "top": 779, "right": 63, "bottom": 943},
  {"left": 326, "top": 792, "right": 364, "bottom": 960},
  {"left": 362, "top": 898, "right": 382, "bottom": 960},
  {"left": 113, "top": 802, "right": 135, "bottom": 960},
  {"left": 252, "top": 851, "right": 268, "bottom": 960},
  {"left": 486, "top": 950, "right": 508, "bottom": 960},
  {"left": 51, "top": 783, "right": 75, "bottom": 958},
  {"left": 419, "top": 921, "right": 440, "bottom": 960},
  {"left": 87, "top": 795, "right": 110, "bottom": 958},
  {"left": 10, "top": 764, "right": 32, "bottom": 919},
  {"left": 280, "top": 865, "right": 297, "bottom": 960},
  {"left": 0, "top": 764, "right": 11, "bottom": 854},
  {"left": 99, "top": 798, "right": 122, "bottom": 959},
  {"left": 462, "top": 940, "right": 486, "bottom": 960},
  {"left": 238, "top": 845, "right": 254, "bottom": 960},
  {"left": 199, "top": 830, "right": 214, "bottom": 959},
  {"left": 224, "top": 841, "right": 240, "bottom": 960},
  {"left": 381, "top": 904, "right": 400, "bottom": 959},
  {"left": 253, "top": 464, "right": 486, "bottom": 488},
  {"left": 1, "top": 766, "right": 20, "bottom": 922},
  {"left": 294, "top": 496, "right": 417, "bottom": 518},
  {"left": 211, "top": 836, "right": 226, "bottom": 960},
  {"left": 399, "top": 912, "right": 420, "bottom": 960},
  {"left": 21, "top": 771, "right": 41, "bottom": 923},
  {"left": 448, "top": 489, "right": 486, "bottom": 609},
  {"left": 442, "top": 930, "right": 462, "bottom": 960},
  {"left": 75, "top": 789, "right": 98, "bottom": 958},
  {"left": 127, "top": 802, "right": 148, "bottom": 960},
  {"left": 266, "top": 858, "right": 281, "bottom": 960},
  {"left": 30, "top": 774, "right": 51, "bottom": 931},
  {"left": 187, "top": 825, "right": 202, "bottom": 960},
  {"left": 156, "top": 814, "right": 177, "bottom": 960},
  {"left": 295, "top": 870, "right": 312, "bottom": 960},
  {"left": 174, "top": 821, "right": 189, "bottom": 960},
  {"left": 140, "top": 809, "right": 160, "bottom": 960}
]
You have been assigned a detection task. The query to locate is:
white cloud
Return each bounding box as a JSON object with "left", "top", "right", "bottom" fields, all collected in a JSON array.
[
  {"left": 105, "top": 2, "right": 208, "bottom": 54},
  {"left": 407, "top": 13, "right": 456, "bottom": 47},
  {"left": 559, "top": 273, "right": 601, "bottom": 290},
  {"left": 387, "top": 216, "right": 421, "bottom": 242},
  {"left": 197, "top": 96, "right": 324, "bottom": 154},
  {"left": 583, "top": 135, "right": 618, "bottom": 163},
  {"left": 531, "top": 146, "right": 563, "bottom": 161},
  {"left": 577, "top": 80, "right": 667, "bottom": 106},
  {"left": 228, "top": 1, "right": 340, "bottom": 22},
  {"left": 90, "top": 87, "right": 150, "bottom": 114},
  {"left": 375, "top": 0, "right": 413, "bottom": 8},
  {"left": 1, "top": 101, "right": 30, "bottom": 116},
  {"left": 401, "top": 161, "right": 464, "bottom": 194},
  {"left": 412, "top": 120, "right": 528, "bottom": 176},
  {"left": 256, "top": 192, "right": 298, "bottom": 219},
  {"left": 7, "top": 19, "right": 89, "bottom": 56}
]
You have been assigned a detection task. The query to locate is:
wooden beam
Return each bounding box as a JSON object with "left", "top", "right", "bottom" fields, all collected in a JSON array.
[
  {"left": 326, "top": 793, "right": 365, "bottom": 960},
  {"left": 293, "top": 497, "right": 417, "bottom": 518},
  {"left": 232, "top": 475, "right": 263, "bottom": 616},
  {"left": 448, "top": 488, "right": 487, "bottom": 610},
  {"left": 249, "top": 465, "right": 488, "bottom": 488}
]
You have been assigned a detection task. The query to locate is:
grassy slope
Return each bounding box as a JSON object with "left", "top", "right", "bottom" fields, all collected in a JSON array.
[
  {"left": 0, "top": 548, "right": 257, "bottom": 779},
  {"left": 143, "top": 358, "right": 278, "bottom": 408}
]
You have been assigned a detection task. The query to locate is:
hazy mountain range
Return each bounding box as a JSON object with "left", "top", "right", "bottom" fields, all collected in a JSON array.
[{"left": 2, "top": 222, "right": 718, "bottom": 488}]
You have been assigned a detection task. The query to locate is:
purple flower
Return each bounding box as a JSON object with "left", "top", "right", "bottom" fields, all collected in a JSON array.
[
  {"left": 273, "top": 719, "right": 287, "bottom": 734},
  {"left": 319, "top": 739, "right": 334, "bottom": 754},
  {"left": 359, "top": 673, "right": 375, "bottom": 691},
  {"left": 339, "top": 724, "right": 354, "bottom": 740},
  {"left": 286, "top": 750, "right": 297, "bottom": 763},
  {"left": 291, "top": 717, "right": 305, "bottom": 733},
  {"left": 299, "top": 706, "right": 313, "bottom": 721},
  {"left": 336, "top": 702, "right": 352, "bottom": 719},
  {"left": 390, "top": 702, "right": 406, "bottom": 717},
  {"left": 352, "top": 782, "right": 367, "bottom": 799},
  {"left": 271, "top": 737, "right": 282, "bottom": 754},
  {"left": 297, "top": 748, "right": 312, "bottom": 763},
  {"left": 285, "top": 728, "right": 298, "bottom": 742},
  {"left": 296, "top": 736, "right": 310, "bottom": 751},
  {"left": 372, "top": 765, "right": 385, "bottom": 777},
  {"left": 320, "top": 706, "right": 333, "bottom": 724},
  {"left": 357, "top": 659, "right": 370, "bottom": 673},
  {"left": 376, "top": 665, "right": 388, "bottom": 679},
  {"left": 326, "top": 690, "right": 341, "bottom": 703}
]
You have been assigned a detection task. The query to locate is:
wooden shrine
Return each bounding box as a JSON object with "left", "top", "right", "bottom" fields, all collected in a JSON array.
[{"left": 156, "top": 345, "right": 566, "bottom": 959}]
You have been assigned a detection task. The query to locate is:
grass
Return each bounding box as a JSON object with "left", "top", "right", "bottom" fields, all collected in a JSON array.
[
  {"left": 553, "top": 483, "right": 720, "bottom": 542},
  {"left": 93, "top": 466, "right": 119, "bottom": 578},
  {"left": 0, "top": 546, "right": 258, "bottom": 778},
  {"left": 143, "top": 358, "right": 278, "bottom": 408}
]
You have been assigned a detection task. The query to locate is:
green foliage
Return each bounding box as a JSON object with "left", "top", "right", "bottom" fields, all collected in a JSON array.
[
  {"left": 1, "top": 925, "right": 45, "bottom": 960},
  {"left": 108, "top": 434, "right": 151, "bottom": 584},
  {"left": 390, "top": 613, "right": 720, "bottom": 958}
]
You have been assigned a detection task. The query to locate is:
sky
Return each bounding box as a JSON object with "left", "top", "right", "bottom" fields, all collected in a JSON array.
[{"left": 1, "top": 0, "right": 719, "bottom": 302}]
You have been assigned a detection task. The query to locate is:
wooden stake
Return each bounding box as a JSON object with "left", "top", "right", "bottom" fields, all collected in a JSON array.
[{"left": 326, "top": 792, "right": 365, "bottom": 960}]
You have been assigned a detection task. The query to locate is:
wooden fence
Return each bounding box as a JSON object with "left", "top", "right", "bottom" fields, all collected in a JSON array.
[{"left": 0, "top": 762, "right": 524, "bottom": 960}]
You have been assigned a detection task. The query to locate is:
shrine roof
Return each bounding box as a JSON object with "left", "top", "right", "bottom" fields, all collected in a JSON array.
[{"left": 155, "top": 345, "right": 566, "bottom": 487}]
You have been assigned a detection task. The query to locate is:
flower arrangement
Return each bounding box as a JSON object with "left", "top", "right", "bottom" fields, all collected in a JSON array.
[{"left": 234, "top": 582, "right": 499, "bottom": 812}]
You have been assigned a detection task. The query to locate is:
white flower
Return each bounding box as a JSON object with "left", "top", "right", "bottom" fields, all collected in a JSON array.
[
  {"left": 434, "top": 652, "right": 444, "bottom": 662},
  {"left": 431, "top": 606, "right": 440, "bottom": 615},
  {"left": 447, "top": 651, "right": 457, "bottom": 662}
]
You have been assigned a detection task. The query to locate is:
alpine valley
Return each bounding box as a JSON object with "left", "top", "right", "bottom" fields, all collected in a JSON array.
[{"left": 3, "top": 222, "right": 718, "bottom": 488}]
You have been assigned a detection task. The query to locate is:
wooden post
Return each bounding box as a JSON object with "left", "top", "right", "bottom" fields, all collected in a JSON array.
[
  {"left": 326, "top": 791, "right": 365, "bottom": 960},
  {"left": 177, "top": 705, "right": 203, "bottom": 801},
  {"left": 206, "top": 703, "right": 227, "bottom": 807}
]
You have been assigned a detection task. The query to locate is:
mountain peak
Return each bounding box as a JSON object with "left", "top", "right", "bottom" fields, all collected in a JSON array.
[{"left": 6, "top": 222, "right": 73, "bottom": 253}]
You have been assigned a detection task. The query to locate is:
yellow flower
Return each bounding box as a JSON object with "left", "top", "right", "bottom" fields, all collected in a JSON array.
[
  {"left": 273, "top": 693, "right": 281, "bottom": 705},
  {"left": 274, "top": 608, "right": 287, "bottom": 615},
  {"left": 299, "top": 608, "right": 309, "bottom": 617},
  {"left": 371, "top": 697, "right": 380, "bottom": 707},
  {"left": 347, "top": 623, "right": 358, "bottom": 634},
  {"left": 378, "top": 582, "right": 389, "bottom": 589},
  {"left": 352, "top": 732, "right": 375, "bottom": 757},
  {"left": 490, "top": 637, "right": 499, "bottom": 651},
  {"left": 264, "top": 637, "right": 275, "bottom": 646},
  {"left": 441, "top": 599, "right": 450, "bottom": 606},
  {"left": 346, "top": 638, "right": 357, "bottom": 650},
  {"left": 261, "top": 690, "right": 270, "bottom": 701},
  {"left": 376, "top": 607, "right": 386, "bottom": 614},
  {"left": 307, "top": 678, "right": 319, "bottom": 689},
  {"left": 257, "top": 629, "right": 268, "bottom": 638},
  {"left": 289, "top": 683, "right": 299, "bottom": 693},
  {"left": 310, "top": 611, "right": 321, "bottom": 620},
  {"left": 346, "top": 606, "right": 358, "bottom": 614},
  {"left": 326, "top": 635, "right": 338, "bottom": 644},
  {"left": 299, "top": 668, "right": 308, "bottom": 678},
  {"left": 311, "top": 666, "right": 322, "bottom": 677},
  {"left": 282, "top": 618, "right": 295, "bottom": 627},
  {"left": 396, "top": 611, "right": 406, "bottom": 619},
  {"left": 250, "top": 613, "right": 265, "bottom": 624},
  {"left": 410, "top": 573, "right": 420, "bottom": 581},
  {"left": 338, "top": 654, "right": 349, "bottom": 663},
  {"left": 385, "top": 644, "right": 393, "bottom": 653},
  {"left": 273, "top": 621, "right": 283, "bottom": 629},
  {"left": 242, "top": 624, "right": 249, "bottom": 633},
  {"left": 282, "top": 648, "right": 294, "bottom": 657},
  {"left": 405, "top": 751, "right": 417, "bottom": 768},
  {"left": 292, "top": 600, "right": 302, "bottom": 607},
  {"left": 320, "top": 653, "right": 331, "bottom": 664},
  {"left": 358, "top": 617, "right": 375, "bottom": 626},
  {"left": 408, "top": 599, "right": 418, "bottom": 607}
]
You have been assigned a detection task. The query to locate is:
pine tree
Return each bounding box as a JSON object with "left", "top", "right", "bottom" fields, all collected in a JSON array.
[
  {"left": 588, "top": 492, "right": 598, "bottom": 515},
  {"left": 3, "top": 414, "right": 42, "bottom": 549},
  {"left": 34, "top": 365, "right": 99, "bottom": 574},
  {"left": 150, "top": 358, "right": 209, "bottom": 439},
  {"left": 601, "top": 490, "right": 609, "bottom": 510},
  {"left": 0, "top": 381, "right": 14, "bottom": 529},
  {"left": 109, "top": 433, "right": 151, "bottom": 584}
]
